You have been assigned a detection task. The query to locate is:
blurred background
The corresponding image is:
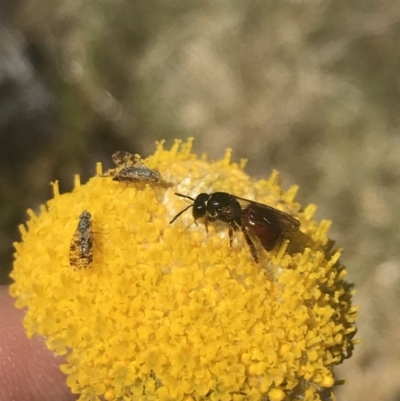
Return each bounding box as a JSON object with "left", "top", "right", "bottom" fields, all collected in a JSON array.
[{"left": 1, "top": 0, "right": 399, "bottom": 400}]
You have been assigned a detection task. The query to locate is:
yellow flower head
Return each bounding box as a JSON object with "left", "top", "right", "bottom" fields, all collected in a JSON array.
[{"left": 10, "top": 139, "right": 358, "bottom": 401}]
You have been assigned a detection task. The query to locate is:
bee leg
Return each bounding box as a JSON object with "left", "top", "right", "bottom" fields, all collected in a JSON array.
[
  {"left": 204, "top": 218, "right": 209, "bottom": 233},
  {"left": 204, "top": 217, "right": 211, "bottom": 234},
  {"left": 240, "top": 226, "right": 259, "bottom": 263},
  {"left": 228, "top": 225, "right": 234, "bottom": 247}
]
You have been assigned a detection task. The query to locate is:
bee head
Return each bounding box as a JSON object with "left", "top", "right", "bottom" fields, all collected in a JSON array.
[
  {"left": 192, "top": 193, "right": 210, "bottom": 220},
  {"left": 170, "top": 192, "right": 210, "bottom": 224}
]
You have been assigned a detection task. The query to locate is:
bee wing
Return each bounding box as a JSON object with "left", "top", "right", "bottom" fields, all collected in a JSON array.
[
  {"left": 111, "top": 151, "right": 137, "bottom": 167},
  {"left": 235, "top": 196, "right": 299, "bottom": 232},
  {"left": 235, "top": 196, "right": 300, "bottom": 252}
]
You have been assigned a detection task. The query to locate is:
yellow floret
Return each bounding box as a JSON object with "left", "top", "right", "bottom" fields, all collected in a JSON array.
[{"left": 10, "top": 138, "right": 358, "bottom": 401}]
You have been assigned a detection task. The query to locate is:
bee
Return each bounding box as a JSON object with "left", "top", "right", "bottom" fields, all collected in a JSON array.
[
  {"left": 111, "top": 151, "right": 162, "bottom": 183},
  {"left": 69, "top": 210, "right": 93, "bottom": 269},
  {"left": 170, "top": 192, "right": 300, "bottom": 262}
]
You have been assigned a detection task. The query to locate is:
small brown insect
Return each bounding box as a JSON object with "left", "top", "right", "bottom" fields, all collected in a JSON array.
[
  {"left": 111, "top": 151, "right": 162, "bottom": 184},
  {"left": 112, "top": 166, "right": 162, "bottom": 183},
  {"left": 69, "top": 210, "right": 93, "bottom": 269},
  {"left": 170, "top": 192, "right": 300, "bottom": 262},
  {"left": 112, "top": 151, "right": 141, "bottom": 167}
]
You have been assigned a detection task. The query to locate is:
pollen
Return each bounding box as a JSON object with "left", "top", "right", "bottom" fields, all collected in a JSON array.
[{"left": 10, "top": 138, "right": 358, "bottom": 401}]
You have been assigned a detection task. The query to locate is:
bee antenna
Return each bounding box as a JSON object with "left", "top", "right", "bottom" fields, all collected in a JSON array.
[
  {"left": 170, "top": 204, "right": 194, "bottom": 224},
  {"left": 174, "top": 193, "right": 195, "bottom": 202}
]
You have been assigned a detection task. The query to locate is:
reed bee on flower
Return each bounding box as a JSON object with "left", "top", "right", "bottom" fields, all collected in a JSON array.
[{"left": 170, "top": 192, "right": 300, "bottom": 262}]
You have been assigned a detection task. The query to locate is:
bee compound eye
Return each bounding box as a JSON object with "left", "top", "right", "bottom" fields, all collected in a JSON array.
[
  {"left": 192, "top": 194, "right": 209, "bottom": 220},
  {"left": 192, "top": 203, "right": 206, "bottom": 220}
]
